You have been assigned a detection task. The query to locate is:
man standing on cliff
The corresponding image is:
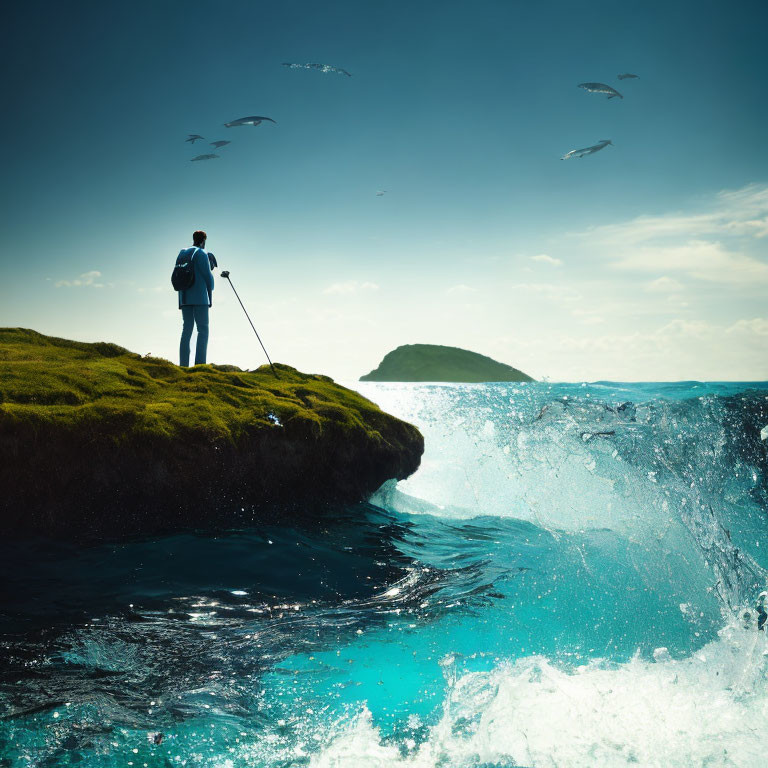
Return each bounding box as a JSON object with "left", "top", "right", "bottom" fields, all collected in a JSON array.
[{"left": 176, "top": 230, "right": 215, "bottom": 366}]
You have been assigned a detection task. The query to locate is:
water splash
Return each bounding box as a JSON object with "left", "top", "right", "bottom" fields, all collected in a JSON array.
[{"left": 2, "top": 382, "right": 766, "bottom": 766}]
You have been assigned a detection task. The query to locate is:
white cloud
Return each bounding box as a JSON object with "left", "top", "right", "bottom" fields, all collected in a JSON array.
[
  {"left": 571, "top": 184, "right": 768, "bottom": 287},
  {"left": 571, "top": 308, "right": 604, "bottom": 325},
  {"left": 530, "top": 253, "right": 563, "bottom": 267},
  {"left": 323, "top": 280, "right": 379, "bottom": 295},
  {"left": 579, "top": 183, "right": 768, "bottom": 245},
  {"left": 645, "top": 276, "right": 684, "bottom": 293},
  {"left": 54, "top": 270, "right": 105, "bottom": 288},
  {"left": 446, "top": 284, "right": 477, "bottom": 296},
  {"left": 614, "top": 240, "right": 768, "bottom": 284},
  {"left": 726, "top": 317, "right": 768, "bottom": 336}
]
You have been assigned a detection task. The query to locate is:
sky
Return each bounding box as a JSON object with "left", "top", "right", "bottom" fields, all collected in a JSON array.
[{"left": 1, "top": 0, "right": 767, "bottom": 381}]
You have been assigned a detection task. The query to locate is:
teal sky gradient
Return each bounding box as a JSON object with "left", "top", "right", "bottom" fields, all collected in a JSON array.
[{"left": 2, "top": 0, "right": 767, "bottom": 380}]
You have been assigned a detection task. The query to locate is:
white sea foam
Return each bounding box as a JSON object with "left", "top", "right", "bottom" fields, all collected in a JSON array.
[{"left": 310, "top": 622, "right": 768, "bottom": 768}]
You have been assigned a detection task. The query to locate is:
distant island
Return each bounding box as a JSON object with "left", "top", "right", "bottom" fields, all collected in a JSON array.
[{"left": 360, "top": 344, "right": 534, "bottom": 383}]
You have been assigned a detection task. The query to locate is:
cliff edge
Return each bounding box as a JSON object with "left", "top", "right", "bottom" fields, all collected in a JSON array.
[{"left": 0, "top": 329, "right": 424, "bottom": 540}]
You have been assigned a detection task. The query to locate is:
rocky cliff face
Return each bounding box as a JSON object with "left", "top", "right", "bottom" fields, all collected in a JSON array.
[{"left": 0, "top": 329, "right": 423, "bottom": 540}]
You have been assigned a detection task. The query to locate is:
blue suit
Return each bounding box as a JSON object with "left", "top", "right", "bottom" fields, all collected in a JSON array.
[
  {"left": 177, "top": 247, "right": 215, "bottom": 366},
  {"left": 177, "top": 247, "right": 214, "bottom": 308}
]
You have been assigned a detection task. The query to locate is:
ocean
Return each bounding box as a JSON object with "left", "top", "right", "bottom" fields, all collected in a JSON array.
[{"left": 1, "top": 381, "right": 767, "bottom": 767}]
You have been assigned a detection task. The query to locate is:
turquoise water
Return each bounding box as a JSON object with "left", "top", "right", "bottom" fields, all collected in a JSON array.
[{"left": 1, "top": 382, "right": 767, "bottom": 766}]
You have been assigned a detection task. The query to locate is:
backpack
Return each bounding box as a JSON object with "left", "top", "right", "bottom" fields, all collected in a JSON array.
[{"left": 171, "top": 247, "right": 198, "bottom": 291}]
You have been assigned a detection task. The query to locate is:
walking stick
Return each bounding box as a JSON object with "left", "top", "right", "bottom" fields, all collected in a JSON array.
[{"left": 220, "top": 270, "right": 280, "bottom": 379}]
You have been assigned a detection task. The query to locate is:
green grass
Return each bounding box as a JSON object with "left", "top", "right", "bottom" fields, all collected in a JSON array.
[
  {"left": 0, "top": 329, "right": 423, "bottom": 538},
  {"left": 0, "top": 328, "right": 413, "bottom": 446}
]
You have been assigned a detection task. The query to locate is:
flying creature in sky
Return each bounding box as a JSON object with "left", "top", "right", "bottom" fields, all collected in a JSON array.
[
  {"left": 578, "top": 82, "right": 623, "bottom": 99},
  {"left": 224, "top": 116, "right": 277, "bottom": 128},
  {"left": 210, "top": 141, "right": 231, "bottom": 148},
  {"left": 185, "top": 134, "right": 205, "bottom": 143},
  {"left": 190, "top": 154, "right": 219, "bottom": 161},
  {"left": 617, "top": 73, "right": 639, "bottom": 80},
  {"left": 561, "top": 139, "right": 613, "bottom": 160},
  {"left": 282, "top": 62, "right": 352, "bottom": 77}
]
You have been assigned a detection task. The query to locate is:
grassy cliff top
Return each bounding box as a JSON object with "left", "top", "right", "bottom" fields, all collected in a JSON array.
[
  {"left": 0, "top": 329, "right": 423, "bottom": 538},
  {"left": 360, "top": 343, "right": 534, "bottom": 383},
  {"left": 0, "top": 328, "right": 409, "bottom": 445}
]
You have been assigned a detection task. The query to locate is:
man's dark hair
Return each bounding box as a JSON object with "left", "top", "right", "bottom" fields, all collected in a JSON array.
[{"left": 193, "top": 230, "right": 207, "bottom": 246}]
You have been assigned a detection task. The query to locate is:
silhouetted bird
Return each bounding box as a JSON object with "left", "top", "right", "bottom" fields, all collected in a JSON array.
[
  {"left": 578, "top": 82, "right": 623, "bottom": 99},
  {"left": 224, "top": 116, "right": 276, "bottom": 128},
  {"left": 561, "top": 139, "right": 613, "bottom": 160},
  {"left": 282, "top": 62, "right": 351, "bottom": 77}
]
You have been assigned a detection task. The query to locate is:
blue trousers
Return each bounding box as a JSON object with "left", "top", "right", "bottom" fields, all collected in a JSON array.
[{"left": 180, "top": 305, "right": 209, "bottom": 366}]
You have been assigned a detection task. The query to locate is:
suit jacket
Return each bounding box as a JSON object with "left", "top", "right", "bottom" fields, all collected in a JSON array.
[{"left": 177, "top": 247, "right": 215, "bottom": 308}]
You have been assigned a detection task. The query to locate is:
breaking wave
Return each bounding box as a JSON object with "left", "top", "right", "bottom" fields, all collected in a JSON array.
[
  {"left": 310, "top": 623, "right": 768, "bottom": 768},
  {"left": 2, "top": 381, "right": 767, "bottom": 767}
]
